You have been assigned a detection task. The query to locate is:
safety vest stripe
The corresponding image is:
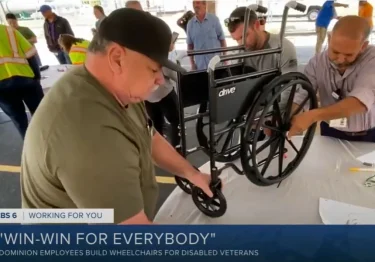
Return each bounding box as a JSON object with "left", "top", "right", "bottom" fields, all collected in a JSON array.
[
  {"left": 5, "top": 26, "right": 20, "bottom": 58},
  {"left": 0, "top": 57, "right": 28, "bottom": 65},
  {"left": 24, "top": 46, "right": 37, "bottom": 58},
  {"left": 70, "top": 47, "right": 87, "bottom": 53}
]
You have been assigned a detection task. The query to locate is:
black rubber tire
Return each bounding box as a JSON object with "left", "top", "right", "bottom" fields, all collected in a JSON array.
[
  {"left": 240, "top": 72, "right": 318, "bottom": 186},
  {"left": 175, "top": 176, "right": 193, "bottom": 194},
  {"left": 191, "top": 179, "right": 227, "bottom": 218},
  {"left": 196, "top": 101, "right": 241, "bottom": 163}
]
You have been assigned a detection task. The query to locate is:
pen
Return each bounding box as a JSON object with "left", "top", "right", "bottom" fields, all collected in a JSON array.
[{"left": 349, "top": 167, "right": 375, "bottom": 172}]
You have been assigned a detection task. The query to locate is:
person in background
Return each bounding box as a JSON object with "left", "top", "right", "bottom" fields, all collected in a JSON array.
[
  {"left": 186, "top": 0, "right": 227, "bottom": 70},
  {"left": 0, "top": 25, "right": 44, "bottom": 139},
  {"left": 92, "top": 5, "right": 106, "bottom": 35},
  {"left": 315, "top": 0, "right": 348, "bottom": 54},
  {"left": 21, "top": 9, "right": 213, "bottom": 224},
  {"left": 359, "top": 0, "right": 373, "bottom": 31},
  {"left": 5, "top": 13, "right": 42, "bottom": 66},
  {"left": 290, "top": 16, "right": 375, "bottom": 142},
  {"left": 39, "top": 5, "right": 74, "bottom": 64},
  {"left": 145, "top": 33, "right": 181, "bottom": 148},
  {"left": 58, "top": 34, "right": 90, "bottom": 65},
  {"left": 125, "top": 0, "right": 143, "bottom": 10}
]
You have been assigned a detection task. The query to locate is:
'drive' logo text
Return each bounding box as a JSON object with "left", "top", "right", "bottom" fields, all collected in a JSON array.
[{"left": 219, "top": 87, "right": 236, "bottom": 97}]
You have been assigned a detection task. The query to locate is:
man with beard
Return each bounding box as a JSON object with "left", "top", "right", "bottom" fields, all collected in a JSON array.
[
  {"left": 226, "top": 7, "right": 298, "bottom": 110},
  {"left": 289, "top": 16, "right": 375, "bottom": 142}
]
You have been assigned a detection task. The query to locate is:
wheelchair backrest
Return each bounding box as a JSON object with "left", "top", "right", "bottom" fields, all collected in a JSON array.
[
  {"left": 210, "top": 72, "right": 280, "bottom": 124},
  {"left": 178, "top": 63, "right": 254, "bottom": 108}
]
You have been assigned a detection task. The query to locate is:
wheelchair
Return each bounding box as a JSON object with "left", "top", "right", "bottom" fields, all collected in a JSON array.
[{"left": 173, "top": 1, "right": 318, "bottom": 218}]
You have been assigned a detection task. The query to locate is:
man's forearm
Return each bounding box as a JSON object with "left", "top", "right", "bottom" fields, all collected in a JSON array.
[
  {"left": 151, "top": 132, "right": 197, "bottom": 180},
  {"left": 312, "top": 97, "right": 367, "bottom": 122}
]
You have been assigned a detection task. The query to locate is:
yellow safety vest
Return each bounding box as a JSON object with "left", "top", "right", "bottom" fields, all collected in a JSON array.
[
  {"left": 69, "top": 40, "right": 90, "bottom": 65},
  {"left": 0, "top": 25, "right": 36, "bottom": 81}
]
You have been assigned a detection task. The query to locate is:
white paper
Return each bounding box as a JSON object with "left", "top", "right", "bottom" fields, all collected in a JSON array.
[
  {"left": 347, "top": 213, "right": 375, "bottom": 225},
  {"left": 319, "top": 198, "right": 375, "bottom": 225},
  {"left": 357, "top": 151, "right": 375, "bottom": 164}
]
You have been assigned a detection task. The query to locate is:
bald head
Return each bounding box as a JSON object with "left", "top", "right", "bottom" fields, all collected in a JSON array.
[
  {"left": 332, "top": 15, "right": 371, "bottom": 41},
  {"left": 328, "top": 16, "right": 370, "bottom": 73}
]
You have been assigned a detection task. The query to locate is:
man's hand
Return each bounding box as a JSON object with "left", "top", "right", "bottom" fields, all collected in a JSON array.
[
  {"left": 191, "top": 62, "right": 197, "bottom": 70},
  {"left": 288, "top": 110, "right": 318, "bottom": 139},
  {"left": 186, "top": 171, "right": 214, "bottom": 198}
]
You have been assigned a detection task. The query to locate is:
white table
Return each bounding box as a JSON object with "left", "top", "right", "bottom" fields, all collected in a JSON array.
[
  {"left": 154, "top": 136, "right": 375, "bottom": 224},
  {"left": 41, "top": 65, "right": 75, "bottom": 91}
]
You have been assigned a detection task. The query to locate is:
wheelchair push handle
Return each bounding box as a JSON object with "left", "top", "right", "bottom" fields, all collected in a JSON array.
[
  {"left": 279, "top": 1, "right": 306, "bottom": 48},
  {"left": 286, "top": 1, "right": 306, "bottom": 13}
]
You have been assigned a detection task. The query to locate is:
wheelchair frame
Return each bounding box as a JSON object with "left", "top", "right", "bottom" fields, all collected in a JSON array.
[{"left": 173, "top": 1, "right": 316, "bottom": 217}]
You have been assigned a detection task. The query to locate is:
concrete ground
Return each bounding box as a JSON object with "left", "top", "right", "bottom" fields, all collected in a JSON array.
[{"left": 0, "top": 42, "right": 315, "bottom": 214}]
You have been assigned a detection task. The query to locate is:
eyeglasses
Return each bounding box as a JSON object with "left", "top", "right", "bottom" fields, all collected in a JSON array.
[{"left": 224, "top": 16, "right": 244, "bottom": 27}]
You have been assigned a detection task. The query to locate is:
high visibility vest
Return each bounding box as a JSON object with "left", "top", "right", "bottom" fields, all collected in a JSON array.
[
  {"left": 69, "top": 40, "right": 90, "bottom": 65},
  {"left": 0, "top": 25, "right": 36, "bottom": 81}
]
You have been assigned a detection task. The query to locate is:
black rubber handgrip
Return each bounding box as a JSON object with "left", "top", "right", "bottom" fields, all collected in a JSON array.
[
  {"left": 295, "top": 2, "right": 306, "bottom": 12},
  {"left": 256, "top": 5, "right": 268, "bottom": 14}
]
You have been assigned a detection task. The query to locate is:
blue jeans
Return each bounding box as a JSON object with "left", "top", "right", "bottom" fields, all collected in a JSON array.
[
  {"left": 55, "top": 51, "right": 71, "bottom": 65},
  {"left": 34, "top": 52, "right": 42, "bottom": 66},
  {"left": 0, "top": 76, "right": 44, "bottom": 139}
]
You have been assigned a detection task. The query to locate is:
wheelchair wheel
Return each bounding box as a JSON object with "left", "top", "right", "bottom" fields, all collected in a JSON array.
[
  {"left": 240, "top": 72, "right": 318, "bottom": 186},
  {"left": 175, "top": 176, "right": 193, "bottom": 194},
  {"left": 192, "top": 179, "right": 226, "bottom": 218},
  {"left": 196, "top": 102, "right": 241, "bottom": 163}
]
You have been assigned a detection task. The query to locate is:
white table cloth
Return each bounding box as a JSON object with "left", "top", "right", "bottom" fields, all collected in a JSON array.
[{"left": 155, "top": 136, "right": 375, "bottom": 224}]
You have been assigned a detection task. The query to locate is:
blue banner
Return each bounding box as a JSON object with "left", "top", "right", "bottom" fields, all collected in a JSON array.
[{"left": 0, "top": 226, "right": 373, "bottom": 261}]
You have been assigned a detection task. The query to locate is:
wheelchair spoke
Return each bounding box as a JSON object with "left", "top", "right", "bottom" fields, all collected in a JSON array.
[
  {"left": 284, "top": 85, "right": 297, "bottom": 123},
  {"left": 273, "top": 100, "right": 283, "bottom": 126},
  {"left": 262, "top": 122, "right": 280, "bottom": 133},
  {"left": 255, "top": 135, "right": 279, "bottom": 154},
  {"left": 286, "top": 138, "right": 300, "bottom": 155},
  {"left": 207, "top": 198, "right": 221, "bottom": 208},
  {"left": 261, "top": 139, "right": 279, "bottom": 176},
  {"left": 292, "top": 96, "right": 309, "bottom": 117},
  {"left": 219, "top": 129, "right": 235, "bottom": 154},
  {"left": 278, "top": 137, "right": 286, "bottom": 175}
]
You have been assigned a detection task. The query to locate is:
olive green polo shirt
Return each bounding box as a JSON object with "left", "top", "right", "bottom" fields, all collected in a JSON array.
[{"left": 21, "top": 66, "right": 159, "bottom": 223}]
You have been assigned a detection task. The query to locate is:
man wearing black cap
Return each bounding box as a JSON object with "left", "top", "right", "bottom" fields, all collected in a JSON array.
[
  {"left": 21, "top": 8, "right": 213, "bottom": 224},
  {"left": 225, "top": 7, "right": 298, "bottom": 110},
  {"left": 39, "top": 5, "right": 74, "bottom": 64}
]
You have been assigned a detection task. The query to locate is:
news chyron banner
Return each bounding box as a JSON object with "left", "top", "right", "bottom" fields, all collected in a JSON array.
[{"left": 0, "top": 209, "right": 374, "bottom": 261}]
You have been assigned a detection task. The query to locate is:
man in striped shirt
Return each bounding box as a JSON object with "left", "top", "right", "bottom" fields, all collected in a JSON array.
[{"left": 290, "top": 16, "right": 375, "bottom": 142}]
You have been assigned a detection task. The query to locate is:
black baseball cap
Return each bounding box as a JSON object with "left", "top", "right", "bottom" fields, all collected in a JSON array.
[
  {"left": 98, "top": 8, "right": 186, "bottom": 73},
  {"left": 225, "top": 7, "right": 259, "bottom": 32}
]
